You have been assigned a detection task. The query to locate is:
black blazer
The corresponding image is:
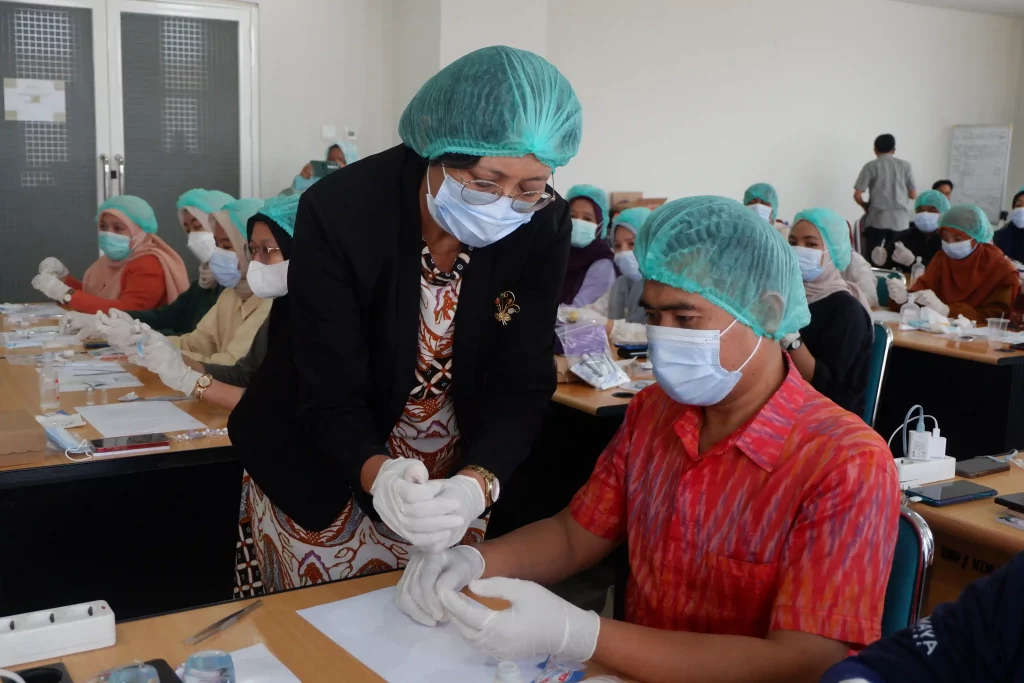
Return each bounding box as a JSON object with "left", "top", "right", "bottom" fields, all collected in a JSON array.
[{"left": 229, "top": 145, "right": 572, "bottom": 530}]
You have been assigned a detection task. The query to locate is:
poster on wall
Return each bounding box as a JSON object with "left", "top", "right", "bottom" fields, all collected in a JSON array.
[{"left": 3, "top": 78, "right": 66, "bottom": 123}]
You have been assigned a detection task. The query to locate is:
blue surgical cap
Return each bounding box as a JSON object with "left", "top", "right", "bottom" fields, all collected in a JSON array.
[
  {"left": 250, "top": 194, "right": 298, "bottom": 239},
  {"left": 914, "top": 189, "right": 950, "bottom": 215},
  {"left": 792, "top": 208, "right": 852, "bottom": 271},
  {"left": 635, "top": 196, "right": 810, "bottom": 340},
  {"left": 566, "top": 184, "right": 610, "bottom": 232},
  {"left": 220, "top": 199, "right": 265, "bottom": 239},
  {"left": 97, "top": 195, "right": 158, "bottom": 234},
  {"left": 743, "top": 183, "right": 779, "bottom": 223},
  {"left": 398, "top": 46, "right": 582, "bottom": 169},
  {"left": 939, "top": 204, "right": 993, "bottom": 244},
  {"left": 176, "top": 189, "right": 235, "bottom": 215},
  {"left": 326, "top": 141, "right": 359, "bottom": 164},
  {"left": 610, "top": 207, "right": 652, "bottom": 236}
]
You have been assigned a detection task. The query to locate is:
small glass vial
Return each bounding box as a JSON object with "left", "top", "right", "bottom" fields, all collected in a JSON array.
[{"left": 85, "top": 385, "right": 96, "bottom": 406}]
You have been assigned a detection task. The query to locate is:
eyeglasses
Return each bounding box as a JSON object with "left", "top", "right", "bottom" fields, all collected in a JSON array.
[
  {"left": 246, "top": 243, "right": 281, "bottom": 261},
  {"left": 449, "top": 167, "right": 554, "bottom": 214}
]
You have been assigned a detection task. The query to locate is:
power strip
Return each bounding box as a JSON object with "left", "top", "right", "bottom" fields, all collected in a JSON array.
[
  {"left": 0, "top": 600, "right": 116, "bottom": 668},
  {"left": 896, "top": 456, "right": 957, "bottom": 490}
]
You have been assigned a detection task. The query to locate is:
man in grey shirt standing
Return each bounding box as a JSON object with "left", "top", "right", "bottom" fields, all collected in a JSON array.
[{"left": 854, "top": 134, "right": 917, "bottom": 267}]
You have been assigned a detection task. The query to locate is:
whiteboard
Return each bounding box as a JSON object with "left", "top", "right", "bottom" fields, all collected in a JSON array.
[{"left": 948, "top": 125, "right": 1012, "bottom": 222}]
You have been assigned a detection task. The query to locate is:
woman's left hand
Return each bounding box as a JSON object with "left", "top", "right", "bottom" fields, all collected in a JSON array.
[
  {"left": 31, "top": 272, "right": 71, "bottom": 302},
  {"left": 424, "top": 474, "right": 486, "bottom": 551},
  {"left": 371, "top": 458, "right": 469, "bottom": 549}
]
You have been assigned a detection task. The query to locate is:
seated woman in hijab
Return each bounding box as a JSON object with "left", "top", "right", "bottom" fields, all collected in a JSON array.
[
  {"left": 743, "top": 182, "right": 789, "bottom": 240},
  {"left": 785, "top": 208, "right": 874, "bottom": 414},
  {"left": 292, "top": 141, "right": 358, "bottom": 193},
  {"left": 995, "top": 185, "right": 1024, "bottom": 263},
  {"left": 884, "top": 189, "right": 950, "bottom": 273},
  {"left": 888, "top": 205, "right": 1020, "bottom": 322},
  {"left": 33, "top": 196, "right": 189, "bottom": 314},
  {"left": 561, "top": 184, "right": 615, "bottom": 306},
  {"left": 602, "top": 206, "right": 651, "bottom": 345},
  {"left": 127, "top": 194, "right": 297, "bottom": 412}
]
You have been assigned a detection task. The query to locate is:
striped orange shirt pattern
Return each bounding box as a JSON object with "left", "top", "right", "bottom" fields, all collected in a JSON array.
[{"left": 570, "top": 361, "right": 901, "bottom": 646}]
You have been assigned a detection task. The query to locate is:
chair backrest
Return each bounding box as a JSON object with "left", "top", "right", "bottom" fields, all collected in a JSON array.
[
  {"left": 862, "top": 322, "right": 893, "bottom": 427},
  {"left": 881, "top": 507, "right": 934, "bottom": 637},
  {"left": 872, "top": 268, "right": 906, "bottom": 307}
]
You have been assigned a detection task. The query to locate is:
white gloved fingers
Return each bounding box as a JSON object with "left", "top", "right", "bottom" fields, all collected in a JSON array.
[
  {"left": 439, "top": 587, "right": 495, "bottom": 633},
  {"left": 396, "top": 555, "right": 438, "bottom": 627},
  {"left": 401, "top": 458, "right": 430, "bottom": 484},
  {"left": 39, "top": 257, "right": 68, "bottom": 278},
  {"left": 871, "top": 246, "right": 887, "bottom": 266},
  {"left": 395, "top": 478, "right": 449, "bottom": 504},
  {"left": 892, "top": 242, "right": 915, "bottom": 267}
]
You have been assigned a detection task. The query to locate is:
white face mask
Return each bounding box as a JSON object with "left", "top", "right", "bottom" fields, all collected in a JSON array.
[
  {"left": 613, "top": 249, "right": 642, "bottom": 282},
  {"left": 749, "top": 203, "right": 773, "bottom": 222},
  {"left": 1011, "top": 207, "right": 1024, "bottom": 229},
  {"left": 570, "top": 218, "right": 599, "bottom": 248},
  {"left": 425, "top": 169, "right": 533, "bottom": 248},
  {"left": 186, "top": 230, "right": 216, "bottom": 263},
  {"left": 792, "top": 245, "right": 825, "bottom": 282},
  {"left": 914, "top": 212, "right": 940, "bottom": 233},
  {"left": 246, "top": 260, "right": 289, "bottom": 299},
  {"left": 646, "top": 319, "right": 761, "bottom": 406},
  {"left": 941, "top": 239, "right": 976, "bottom": 260}
]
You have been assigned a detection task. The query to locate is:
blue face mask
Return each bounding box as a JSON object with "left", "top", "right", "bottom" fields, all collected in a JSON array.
[
  {"left": 941, "top": 239, "right": 976, "bottom": 261},
  {"left": 425, "top": 170, "right": 533, "bottom": 248},
  {"left": 914, "top": 212, "right": 940, "bottom": 233},
  {"left": 98, "top": 232, "right": 132, "bottom": 261},
  {"left": 792, "top": 245, "right": 825, "bottom": 282},
  {"left": 209, "top": 247, "right": 242, "bottom": 288},
  {"left": 613, "top": 249, "right": 642, "bottom": 282},
  {"left": 570, "top": 218, "right": 599, "bottom": 248}
]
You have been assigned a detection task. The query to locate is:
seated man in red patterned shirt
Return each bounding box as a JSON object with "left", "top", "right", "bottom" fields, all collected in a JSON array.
[{"left": 396, "top": 196, "right": 901, "bottom": 683}]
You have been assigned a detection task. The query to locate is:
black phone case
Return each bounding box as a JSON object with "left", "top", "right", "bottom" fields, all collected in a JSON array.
[
  {"left": 995, "top": 493, "right": 1024, "bottom": 515},
  {"left": 145, "top": 659, "right": 183, "bottom": 683},
  {"left": 12, "top": 663, "right": 73, "bottom": 683}
]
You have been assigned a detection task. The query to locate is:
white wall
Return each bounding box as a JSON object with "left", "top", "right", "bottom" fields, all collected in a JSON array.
[
  {"left": 438, "top": 0, "right": 548, "bottom": 67},
  {"left": 545, "top": 0, "right": 1024, "bottom": 222},
  {"left": 256, "top": 0, "right": 392, "bottom": 195},
  {"left": 1009, "top": 33, "right": 1024, "bottom": 200},
  {"left": 389, "top": 0, "right": 441, "bottom": 147}
]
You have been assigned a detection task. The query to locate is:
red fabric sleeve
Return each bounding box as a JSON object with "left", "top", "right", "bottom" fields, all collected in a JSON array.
[
  {"left": 63, "top": 274, "right": 83, "bottom": 291},
  {"left": 68, "top": 255, "right": 167, "bottom": 314}
]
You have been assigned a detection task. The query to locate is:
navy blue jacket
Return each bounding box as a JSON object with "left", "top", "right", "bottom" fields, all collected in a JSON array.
[
  {"left": 820, "top": 551, "right": 1024, "bottom": 682},
  {"left": 995, "top": 225, "right": 1024, "bottom": 263}
]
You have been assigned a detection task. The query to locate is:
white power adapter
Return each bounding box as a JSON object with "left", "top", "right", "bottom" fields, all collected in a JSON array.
[
  {"left": 0, "top": 600, "right": 116, "bottom": 668},
  {"left": 907, "top": 428, "right": 947, "bottom": 461}
]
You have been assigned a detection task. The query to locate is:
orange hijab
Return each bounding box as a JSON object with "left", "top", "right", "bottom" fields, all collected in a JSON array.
[
  {"left": 910, "top": 242, "right": 1020, "bottom": 308},
  {"left": 82, "top": 209, "right": 190, "bottom": 303}
]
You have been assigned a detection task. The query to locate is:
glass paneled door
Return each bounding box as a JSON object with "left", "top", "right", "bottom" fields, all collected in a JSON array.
[{"left": 0, "top": 0, "right": 257, "bottom": 301}]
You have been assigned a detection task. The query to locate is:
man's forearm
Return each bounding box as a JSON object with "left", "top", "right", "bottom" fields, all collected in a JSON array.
[
  {"left": 479, "top": 509, "right": 610, "bottom": 585},
  {"left": 593, "top": 620, "right": 847, "bottom": 683}
]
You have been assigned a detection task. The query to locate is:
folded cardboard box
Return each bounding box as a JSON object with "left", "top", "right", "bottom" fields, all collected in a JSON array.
[{"left": 0, "top": 410, "right": 47, "bottom": 466}]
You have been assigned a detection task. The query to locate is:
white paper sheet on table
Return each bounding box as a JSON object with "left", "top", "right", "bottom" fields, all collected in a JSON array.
[
  {"left": 74, "top": 401, "right": 205, "bottom": 437},
  {"left": 298, "top": 587, "right": 546, "bottom": 683},
  {"left": 0, "top": 303, "right": 67, "bottom": 317},
  {"left": 230, "top": 644, "right": 300, "bottom": 683},
  {"left": 869, "top": 310, "right": 902, "bottom": 324},
  {"left": 37, "top": 361, "right": 144, "bottom": 392}
]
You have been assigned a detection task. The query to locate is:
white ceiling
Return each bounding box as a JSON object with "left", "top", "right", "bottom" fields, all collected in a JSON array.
[{"left": 894, "top": 0, "right": 1024, "bottom": 17}]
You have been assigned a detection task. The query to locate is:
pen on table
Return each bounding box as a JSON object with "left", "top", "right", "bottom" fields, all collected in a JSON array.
[{"left": 185, "top": 600, "right": 263, "bottom": 645}]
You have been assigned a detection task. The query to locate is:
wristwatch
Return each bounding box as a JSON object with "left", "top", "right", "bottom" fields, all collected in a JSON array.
[
  {"left": 192, "top": 373, "right": 213, "bottom": 400},
  {"left": 463, "top": 464, "right": 500, "bottom": 507},
  {"left": 785, "top": 336, "right": 803, "bottom": 352}
]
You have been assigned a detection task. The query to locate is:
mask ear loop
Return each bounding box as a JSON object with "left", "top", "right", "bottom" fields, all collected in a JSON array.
[
  {"left": 721, "top": 318, "right": 762, "bottom": 373},
  {"left": 65, "top": 438, "right": 93, "bottom": 463}
]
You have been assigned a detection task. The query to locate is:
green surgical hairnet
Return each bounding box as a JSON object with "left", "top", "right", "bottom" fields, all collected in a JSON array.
[
  {"left": 220, "top": 198, "right": 265, "bottom": 238},
  {"left": 914, "top": 189, "right": 950, "bottom": 214},
  {"left": 792, "top": 208, "right": 852, "bottom": 271},
  {"left": 398, "top": 46, "right": 582, "bottom": 169},
  {"left": 939, "top": 204, "right": 993, "bottom": 244},
  {"left": 250, "top": 194, "right": 298, "bottom": 239},
  {"left": 743, "top": 183, "right": 779, "bottom": 222},
  {"left": 326, "top": 141, "right": 359, "bottom": 164},
  {"left": 97, "top": 195, "right": 158, "bottom": 234},
  {"left": 635, "top": 196, "right": 810, "bottom": 340},
  {"left": 566, "top": 184, "right": 610, "bottom": 232},
  {"left": 610, "top": 207, "right": 652, "bottom": 236},
  {"left": 176, "top": 189, "right": 235, "bottom": 215}
]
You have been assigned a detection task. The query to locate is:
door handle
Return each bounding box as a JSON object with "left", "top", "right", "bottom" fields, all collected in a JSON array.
[
  {"left": 99, "top": 154, "right": 110, "bottom": 200},
  {"left": 114, "top": 154, "right": 125, "bottom": 194}
]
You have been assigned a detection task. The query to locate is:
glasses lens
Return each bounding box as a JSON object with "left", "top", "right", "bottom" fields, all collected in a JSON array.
[
  {"left": 461, "top": 180, "right": 503, "bottom": 205},
  {"left": 246, "top": 245, "right": 256, "bottom": 260},
  {"left": 511, "top": 192, "right": 553, "bottom": 213}
]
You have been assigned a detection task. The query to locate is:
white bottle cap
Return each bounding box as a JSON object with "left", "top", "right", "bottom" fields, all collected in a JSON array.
[{"left": 494, "top": 660, "right": 523, "bottom": 683}]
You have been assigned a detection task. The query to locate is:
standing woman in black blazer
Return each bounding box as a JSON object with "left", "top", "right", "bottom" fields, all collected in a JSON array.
[{"left": 228, "top": 46, "right": 582, "bottom": 596}]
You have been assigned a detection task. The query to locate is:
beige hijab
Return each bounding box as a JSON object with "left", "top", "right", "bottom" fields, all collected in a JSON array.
[
  {"left": 211, "top": 208, "right": 253, "bottom": 300},
  {"left": 804, "top": 249, "right": 872, "bottom": 314}
]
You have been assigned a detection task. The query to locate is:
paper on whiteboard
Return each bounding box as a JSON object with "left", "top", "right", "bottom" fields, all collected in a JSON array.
[
  {"left": 3, "top": 78, "right": 66, "bottom": 122},
  {"left": 231, "top": 644, "right": 300, "bottom": 683},
  {"left": 948, "top": 125, "right": 1012, "bottom": 222},
  {"left": 297, "top": 587, "right": 545, "bottom": 683},
  {"left": 74, "top": 401, "right": 205, "bottom": 437}
]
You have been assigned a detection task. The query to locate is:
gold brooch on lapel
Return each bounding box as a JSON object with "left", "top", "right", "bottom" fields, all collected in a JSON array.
[{"left": 494, "top": 291, "right": 521, "bottom": 325}]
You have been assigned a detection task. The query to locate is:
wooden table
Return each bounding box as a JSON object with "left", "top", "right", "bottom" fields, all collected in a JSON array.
[
  {"left": 910, "top": 467, "right": 1024, "bottom": 612},
  {"left": 886, "top": 323, "right": 1024, "bottom": 365},
  {"left": 31, "top": 573, "right": 626, "bottom": 682},
  {"left": 551, "top": 381, "right": 636, "bottom": 417},
  {"left": 0, "top": 324, "right": 242, "bottom": 620}
]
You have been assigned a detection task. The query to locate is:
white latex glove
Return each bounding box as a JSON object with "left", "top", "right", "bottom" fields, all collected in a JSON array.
[
  {"left": 782, "top": 333, "right": 800, "bottom": 349},
  {"left": 421, "top": 475, "right": 486, "bottom": 552},
  {"left": 871, "top": 245, "right": 888, "bottom": 267},
  {"left": 914, "top": 289, "right": 950, "bottom": 317},
  {"left": 137, "top": 326, "right": 201, "bottom": 394},
  {"left": 370, "top": 458, "right": 466, "bottom": 548},
  {"left": 396, "top": 546, "right": 485, "bottom": 626},
  {"left": 60, "top": 312, "right": 101, "bottom": 340},
  {"left": 892, "top": 241, "right": 915, "bottom": 267},
  {"left": 886, "top": 278, "right": 908, "bottom": 305},
  {"left": 31, "top": 272, "right": 72, "bottom": 303},
  {"left": 38, "top": 257, "right": 68, "bottom": 278},
  {"left": 440, "top": 577, "right": 600, "bottom": 663},
  {"left": 94, "top": 309, "right": 144, "bottom": 354}
]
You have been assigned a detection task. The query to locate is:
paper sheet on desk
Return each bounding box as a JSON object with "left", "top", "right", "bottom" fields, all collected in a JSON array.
[
  {"left": 298, "top": 586, "right": 546, "bottom": 682},
  {"left": 230, "top": 644, "right": 300, "bottom": 683},
  {"left": 869, "top": 310, "right": 902, "bottom": 324},
  {"left": 39, "top": 361, "right": 143, "bottom": 392},
  {"left": 74, "top": 401, "right": 205, "bottom": 437}
]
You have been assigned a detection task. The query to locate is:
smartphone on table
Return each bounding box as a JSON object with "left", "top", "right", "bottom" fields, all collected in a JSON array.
[
  {"left": 955, "top": 456, "right": 1011, "bottom": 479},
  {"left": 89, "top": 432, "right": 170, "bottom": 454},
  {"left": 995, "top": 492, "right": 1024, "bottom": 515},
  {"left": 906, "top": 480, "right": 998, "bottom": 507}
]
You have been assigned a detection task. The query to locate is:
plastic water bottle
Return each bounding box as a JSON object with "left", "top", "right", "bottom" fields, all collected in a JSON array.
[
  {"left": 910, "top": 257, "right": 925, "bottom": 286},
  {"left": 900, "top": 294, "right": 920, "bottom": 327},
  {"left": 182, "top": 651, "right": 235, "bottom": 683},
  {"left": 39, "top": 352, "right": 60, "bottom": 411}
]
